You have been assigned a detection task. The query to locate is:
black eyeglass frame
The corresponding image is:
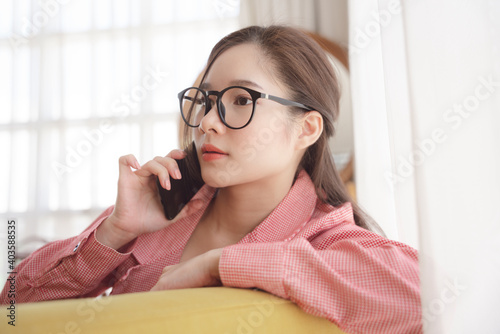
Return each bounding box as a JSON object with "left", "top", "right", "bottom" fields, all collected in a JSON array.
[{"left": 178, "top": 85, "right": 314, "bottom": 130}]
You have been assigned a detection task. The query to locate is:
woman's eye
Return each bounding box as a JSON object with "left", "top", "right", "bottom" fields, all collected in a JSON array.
[
  {"left": 185, "top": 96, "right": 205, "bottom": 106},
  {"left": 234, "top": 96, "right": 252, "bottom": 106}
]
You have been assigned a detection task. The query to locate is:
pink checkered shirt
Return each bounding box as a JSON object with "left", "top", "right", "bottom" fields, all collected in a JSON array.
[{"left": 1, "top": 171, "right": 421, "bottom": 333}]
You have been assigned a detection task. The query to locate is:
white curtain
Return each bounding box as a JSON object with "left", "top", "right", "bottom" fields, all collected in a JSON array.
[
  {"left": 0, "top": 0, "right": 239, "bottom": 283},
  {"left": 348, "top": 0, "right": 419, "bottom": 246},
  {"left": 349, "top": 0, "right": 500, "bottom": 333}
]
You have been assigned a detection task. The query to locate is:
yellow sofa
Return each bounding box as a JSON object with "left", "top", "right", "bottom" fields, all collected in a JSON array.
[{"left": 3, "top": 287, "right": 344, "bottom": 333}]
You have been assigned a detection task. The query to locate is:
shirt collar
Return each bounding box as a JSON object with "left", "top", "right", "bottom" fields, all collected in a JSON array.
[
  {"left": 237, "top": 169, "right": 318, "bottom": 244},
  {"left": 133, "top": 170, "right": 318, "bottom": 264},
  {"left": 176, "top": 170, "right": 320, "bottom": 246}
]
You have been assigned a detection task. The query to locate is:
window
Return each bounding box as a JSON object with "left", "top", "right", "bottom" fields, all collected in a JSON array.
[{"left": 0, "top": 0, "right": 240, "bottom": 260}]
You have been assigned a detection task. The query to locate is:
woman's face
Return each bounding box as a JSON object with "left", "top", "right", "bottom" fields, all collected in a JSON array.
[{"left": 193, "top": 43, "right": 303, "bottom": 188}]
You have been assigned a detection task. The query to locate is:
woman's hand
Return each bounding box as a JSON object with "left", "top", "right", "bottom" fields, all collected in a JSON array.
[
  {"left": 96, "top": 150, "right": 204, "bottom": 250},
  {"left": 150, "top": 249, "right": 223, "bottom": 291}
]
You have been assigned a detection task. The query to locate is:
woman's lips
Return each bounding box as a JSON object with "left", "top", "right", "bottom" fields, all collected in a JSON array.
[
  {"left": 201, "top": 144, "right": 228, "bottom": 162},
  {"left": 202, "top": 152, "right": 227, "bottom": 161}
]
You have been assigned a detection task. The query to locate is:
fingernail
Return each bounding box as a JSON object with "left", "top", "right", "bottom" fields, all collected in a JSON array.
[
  {"left": 164, "top": 178, "right": 171, "bottom": 190},
  {"left": 175, "top": 169, "right": 182, "bottom": 179}
]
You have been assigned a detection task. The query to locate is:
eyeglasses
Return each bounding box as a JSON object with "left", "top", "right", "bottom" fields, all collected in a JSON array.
[{"left": 178, "top": 86, "right": 313, "bottom": 130}]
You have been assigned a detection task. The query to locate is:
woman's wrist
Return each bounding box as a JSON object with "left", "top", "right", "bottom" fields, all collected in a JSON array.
[
  {"left": 207, "top": 248, "right": 223, "bottom": 281},
  {"left": 95, "top": 215, "right": 137, "bottom": 251}
]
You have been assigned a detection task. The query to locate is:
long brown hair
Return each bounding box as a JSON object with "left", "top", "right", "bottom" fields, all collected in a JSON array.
[{"left": 182, "top": 25, "right": 383, "bottom": 234}]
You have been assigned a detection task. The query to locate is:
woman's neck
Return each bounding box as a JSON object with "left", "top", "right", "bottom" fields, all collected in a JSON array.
[{"left": 204, "top": 170, "right": 297, "bottom": 240}]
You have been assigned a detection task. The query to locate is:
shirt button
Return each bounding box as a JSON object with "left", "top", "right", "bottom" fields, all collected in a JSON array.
[{"left": 73, "top": 241, "right": 82, "bottom": 252}]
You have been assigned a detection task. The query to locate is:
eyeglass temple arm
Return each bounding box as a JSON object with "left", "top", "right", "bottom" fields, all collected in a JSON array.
[{"left": 262, "top": 93, "right": 314, "bottom": 111}]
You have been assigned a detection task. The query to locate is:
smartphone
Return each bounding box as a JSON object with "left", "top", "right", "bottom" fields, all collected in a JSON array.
[{"left": 156, "top": 142, "right": 204, "bottom": 220}]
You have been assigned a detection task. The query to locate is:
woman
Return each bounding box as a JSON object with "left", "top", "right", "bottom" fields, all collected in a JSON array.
[{"left": 1, "top": 26, "right": 421, "bottom": 333}]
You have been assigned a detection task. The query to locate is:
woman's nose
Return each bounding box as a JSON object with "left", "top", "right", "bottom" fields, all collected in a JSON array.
[{"left": 198, "top": 100, "right": 226, "bottom": 135}]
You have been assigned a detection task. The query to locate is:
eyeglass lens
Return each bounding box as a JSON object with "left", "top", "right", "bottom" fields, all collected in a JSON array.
[{"left": 181, "top": 87, "right": 254, "bottom": 129}]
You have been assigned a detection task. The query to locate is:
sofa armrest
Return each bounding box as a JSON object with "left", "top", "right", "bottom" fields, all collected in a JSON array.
[{"left": 4, "top": 287, "right": 344, "bottom": 333}]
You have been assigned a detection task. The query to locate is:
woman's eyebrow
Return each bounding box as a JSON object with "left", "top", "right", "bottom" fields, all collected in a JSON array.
[
  {"left": 229, "top": 79, "right": 264, "bottom": 90},
  {"left": 200, "top": 82, "right": 211, "bottom": 90},
  {"left": 199, "top": 80, "right": 264, "bottom": 91}
]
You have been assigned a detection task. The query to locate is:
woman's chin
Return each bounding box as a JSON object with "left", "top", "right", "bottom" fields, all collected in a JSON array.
[{"left": 201, "top": 171, "right": 233, "bottom": 189}]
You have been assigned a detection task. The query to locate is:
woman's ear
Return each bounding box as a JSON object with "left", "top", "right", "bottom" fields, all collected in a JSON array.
[{"left": 295, "top": 111, "right": 323, "bottom": 150}]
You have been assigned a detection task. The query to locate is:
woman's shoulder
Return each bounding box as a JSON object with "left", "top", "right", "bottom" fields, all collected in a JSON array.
[{"left": 298, "top": 201, "right": 418, "bottom": 255}]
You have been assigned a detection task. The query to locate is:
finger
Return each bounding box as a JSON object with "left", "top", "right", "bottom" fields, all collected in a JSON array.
[
  {"left": 150, "top": 281, "right": 163, "bottom": 291},
  {"left": 118, "top": 154, "right": 141, "bottom": 176},
  {"left": 162, "top": 264, "right": 175, "bottom": 274},
  {"left": 151, "top": 270, "right": 174, "bottom": 291},
  {"left": 135, "top": 159, "right": 167, "bottom": 185},
  {"left": 139, "top": 157, "right": 179, "bottom": 178},
  {"left": 152, "top": 156, "right": 182, "bottom": 180},
  {"left": 172, "top": 198, "right": 204, "bottom": 222},
  {"left": 167, "top": 149, "right": 187, "bottom": 160},
  {"left": 134, "top": 158, "right": 177, "bottom": 189}
]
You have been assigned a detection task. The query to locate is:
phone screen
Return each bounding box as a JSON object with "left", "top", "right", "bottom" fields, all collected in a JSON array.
[{"left": 156, "top": 142, "right": 204, "bottom": 220}]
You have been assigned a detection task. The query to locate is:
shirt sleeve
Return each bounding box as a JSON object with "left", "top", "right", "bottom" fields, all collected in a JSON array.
[
  {"left": 0, "top": 206, "right": 138, "bottom": 304},
  {"left": 219, "top": 227, "right": 422, "bottom": 334}
]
